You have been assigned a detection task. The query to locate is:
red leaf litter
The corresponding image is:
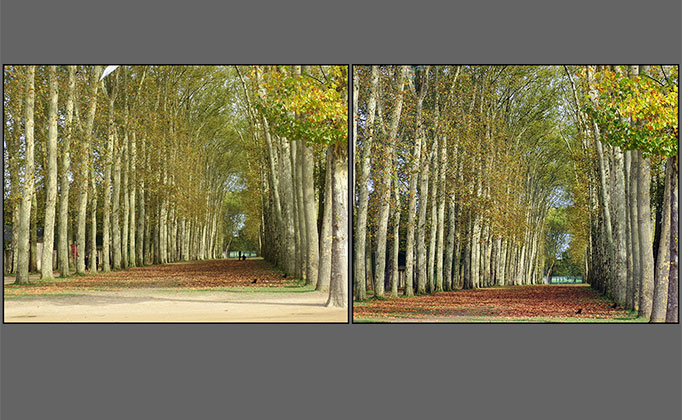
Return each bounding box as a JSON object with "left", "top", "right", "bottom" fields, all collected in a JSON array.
[
  {"left": 354, "top": 285, "right": 633, "bottom": 322},
  {"left": 5, "top": 259, "right": 299, "bottom": 295}
]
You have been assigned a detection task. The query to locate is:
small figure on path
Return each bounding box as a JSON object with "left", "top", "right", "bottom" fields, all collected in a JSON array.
[
  {"left": 238, "top": 251, "right": 242, "bottom": 260},
  {"left": 242, "top": 255, "right": 247, "bottom": 261},
  {"left": 576, "top": 308, "right": 583, "bottom": 314},
  {"left": 252, "top": 279, "right": 257, "bottom": 284},
  {"left": 611, "top": 303, "right": 618, "bottom": 309}
]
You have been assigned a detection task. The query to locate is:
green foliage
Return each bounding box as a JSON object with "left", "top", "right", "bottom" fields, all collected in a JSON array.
[
  {"left": 544, "top": 207, "right": 570, "bottom": 261},
  {"left": 255, "top": 66, "right": 348, "bottom": 146},
  {"left": 584, "top": 66, "right": 678, "bottom": 157}
]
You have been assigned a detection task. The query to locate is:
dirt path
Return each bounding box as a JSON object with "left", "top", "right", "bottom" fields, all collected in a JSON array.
[
  {"left": 4, "top": 289, "right": 346, "bottom": 322},
  {"left": 4, "top": 259, "right": 347, "bottom": 323},
  {"left": 354, "top": 284, "right": 640, "bottom": 322}
]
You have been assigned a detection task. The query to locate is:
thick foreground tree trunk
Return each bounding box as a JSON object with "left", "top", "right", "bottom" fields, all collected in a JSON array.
[
  {"left": 327, "top": 142, "right": 348, "bottom": 308},
  {"left": 650, "top": 157, "right": 672, "bottom": 322}
]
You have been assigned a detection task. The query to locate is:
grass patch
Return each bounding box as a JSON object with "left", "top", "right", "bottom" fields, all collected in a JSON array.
[{"left": 4, "top": 290, "right": 89, "bottom": 300}]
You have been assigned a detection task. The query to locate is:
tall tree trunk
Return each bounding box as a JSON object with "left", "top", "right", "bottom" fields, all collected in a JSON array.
[
  {"left": 122, "top": 132, "right": 130, "bottom": 268},
  {"left": 279, "top": 138, "right": 297, "bottom": 276},
  {"left": 326, "top": 142, "right": 348, "bottom": 308},
  {"left": 102, "top": 75, "right": 117, "bottom": 272},
  {"left": 637, "top": 151, "right": 655, "bottom": 318},
  {"left": 416, "top": 152, "right": 431, "bottom": 293},
  {"left": 40, "top": 66, "right": 59, "bottom": 280},
  {"left": 15, "top": 66, "right": 36, "bottom": 284},
  {"left": 390, "top": 150, "right": 401, "bottom": 298},
  {"left": 112, "top": 130, "right": 122, "bottom": 269},
  {"left": 354, "top": 65, "right": 379, "bottom": 300},
  {"left": 435, "top": 137, "right": 447, "bottom": 292},
  {"left": 374, "top": 65, "right": 407, "bottom": 298},
  {"left": 128, "top": 132, "right": 137, "bottom": 267},
  {"left": 624, "top": 151, "right": 634, "bottom": 309},
  {"left": 30, "top": 192, "right": 38, "bottom": 272},
  {"left": 409, "top": 66, "right": 431, "bottom": 296},
  {"left": 444, "top": 197, "right": 456, "bottom": 291},
  {"left": 137, "top": 138, "right": 146, "bottom": 266},
  {"left": 650, "top": 157, "right": 672, "bottom": 322},
  {"left": 57, "top": 66, "right": 76, "bottom": 277},
  {"left": 75, "top": 66, "right": 101, "bottom": 273},
  {"left": 89, "top": 170, "right": 97, "bottom": 272},
  {"left": 610, "top": 146, "right": 628, "bottom": 305},
  {"left": 316, "top": 146, "right": 333, "bottom": 292},
  {"left": 629, "top": 151, "right": 641, "bottom": 310},
  {"left": 428, "top": 139, "right": 439, "bottom": 292},
  {"left": 289, "top": 140, "right": 303, "bottom": 279},
  {"left": 302, "top": 142, "right": 319, "bottom": 286},
  {"left": 665, "top": 155, "right": 678, "bottom": 323}
]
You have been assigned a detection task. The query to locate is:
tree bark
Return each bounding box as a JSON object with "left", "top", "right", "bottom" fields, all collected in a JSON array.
[
  {"left": 435, "top": 136, "right": 447, "bottom": 292},
  {"left": 354, "top": 66, "right": 379, "bottom": 300},
  {"left": 58, "top": 66, "right": 76, "bottom": 277},
  {"left": 428, "top": 138, "right": 439, "bottom": 292},
  {"left": 15, "top": 66, "right": 36, "bottom": 284},
  {"left": 629, "top": 151, "right": 641, "bottom": 310},
  {"left": 302, "top": 142, "right": 319, "bottom": 286},
  {"left": 316, "top": 145, "right": 333, "bottom": 292},
  {"left": 637, "top": 151, "right": 655, "bottom": 319},
  {"left": 444, "top": 197, "right": 456, "bottom": 291},
  {"left": 374, "top": 65, "right": 407, "bottom": 298},
  {"left": 326, "top": 142, "right": 348, "bottom": 308},
  {"left": 650, "top": 157, "right": 672, "bottom": 322},
  {"left": 40, "top": 66, "right": 59, "bottom": 279},
  {"left": 390, "top": 149, "right": 401, "bottom": 298},
  {"left": 128, "top": 131, "right": 137, "bottom": 267},
  {"left": 665, "top": 155, "right": 678, "bottom": 323},
  {"left": 409, "top": 66, "right": 431, "bottom": 296},
  {"left": 611, "top": 146, "right": 627, "bottom": 305}
]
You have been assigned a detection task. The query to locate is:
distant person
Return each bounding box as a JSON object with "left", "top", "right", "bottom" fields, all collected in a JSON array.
[
  {"left": 84, "top": 254, "right": 89, "bottom": 268},
  {"left": 238, "top": 251, "right": 242, "bottom": 260}
]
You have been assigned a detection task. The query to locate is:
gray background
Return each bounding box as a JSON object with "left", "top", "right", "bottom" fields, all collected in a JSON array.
[{"left": 2, "top": 1, "right": 681, "bottom": 419}]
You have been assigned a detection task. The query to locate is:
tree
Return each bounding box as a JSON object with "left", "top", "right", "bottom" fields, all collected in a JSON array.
[
  {"left": 40, "top": 66, "right": 59, "bottom": 280},
  {"left": 15, "top": 66, "right": 36, "bottom": 284},
  {"left": 585, "top": 65, "right": 678, "bottom": 321}
]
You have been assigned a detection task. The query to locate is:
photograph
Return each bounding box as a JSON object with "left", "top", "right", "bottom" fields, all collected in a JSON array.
[
  {"left": 352, "top": 65, "right": 678, "bottom": 323},
  {"left": 3, "top": 64, "right": 349, "bottom": 323}
]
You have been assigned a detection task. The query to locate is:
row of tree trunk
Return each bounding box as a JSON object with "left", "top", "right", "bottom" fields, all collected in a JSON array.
[
  {"left": 354, "top": 66, "right": 564, "bottom": 299},
  {"left": 5, "top": 66, "right": 238, "bottom": 285},
  {"left": 572, "top": 65, "right": 678, "bottom": 322},
  {"left": 236, "top": 65, "right": 348, "bottom": 308}
]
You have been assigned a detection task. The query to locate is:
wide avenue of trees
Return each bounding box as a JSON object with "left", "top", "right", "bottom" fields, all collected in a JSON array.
[
  {"left": 353, "top": 65, "right": 678, "bottom": 322},
  {"left": 4, "top": 65, "right": 348, "bottom": 308}
]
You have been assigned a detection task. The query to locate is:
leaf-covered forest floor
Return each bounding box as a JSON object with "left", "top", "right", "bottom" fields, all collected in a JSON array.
[
  {"left": 353, "top": 285, "right": 644, "bottom": 323},
  {"left": 4, "top": 259, "right": 347, "bottom": 322},
  {"left": 4, "top": 258, "right": 300, "bottom": 297}
]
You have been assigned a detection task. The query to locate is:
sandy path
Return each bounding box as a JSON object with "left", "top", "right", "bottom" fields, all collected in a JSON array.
[{"left": 5, "top": 289, "right": 347, "bottom": 323}]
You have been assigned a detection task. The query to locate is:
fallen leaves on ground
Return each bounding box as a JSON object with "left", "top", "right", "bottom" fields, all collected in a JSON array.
[
  {"left": 4, "top": 259, "right": 300, "bottom": 297},
  {"left": 353, "top": 285, "right": 635, "bottom": 322}
]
